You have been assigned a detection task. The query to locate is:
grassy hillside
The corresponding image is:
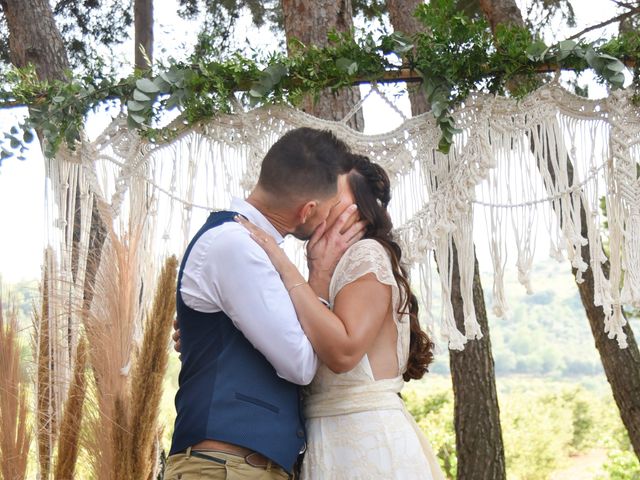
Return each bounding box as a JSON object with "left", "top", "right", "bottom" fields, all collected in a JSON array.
[{"left": 427, "top": 256, "right": 640, "bottom": 380}]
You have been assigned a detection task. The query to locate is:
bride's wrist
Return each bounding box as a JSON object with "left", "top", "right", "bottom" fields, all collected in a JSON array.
[{"left": 280, "top": 264, "right": 305, "bottom": 286}]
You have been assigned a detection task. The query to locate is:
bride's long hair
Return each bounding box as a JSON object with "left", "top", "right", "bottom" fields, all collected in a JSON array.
[{"left": 348, "top": 154, "right": 434, "bottom": 381}]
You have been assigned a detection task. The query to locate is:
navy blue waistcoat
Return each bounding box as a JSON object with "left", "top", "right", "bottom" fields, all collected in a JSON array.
[{"left": 169, "top": 211, "right": 306, "bottom": 472}]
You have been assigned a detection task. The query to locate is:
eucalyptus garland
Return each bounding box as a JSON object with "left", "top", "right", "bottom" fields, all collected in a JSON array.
[{"left": 0, "top": 0, "right": 638, "bottom": 162}]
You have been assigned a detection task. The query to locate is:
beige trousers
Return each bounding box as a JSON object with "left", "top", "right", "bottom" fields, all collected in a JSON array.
[{"left": 164, "top": 449, "right": 290, "bottom": 480}]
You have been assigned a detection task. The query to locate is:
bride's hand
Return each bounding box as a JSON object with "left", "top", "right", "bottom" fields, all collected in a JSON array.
[
  {"left": 234, "top": 215, "right": 292, "bottom": 273},
  {"left": 307, "top": 203, "right": 366, "bottom": 276}
]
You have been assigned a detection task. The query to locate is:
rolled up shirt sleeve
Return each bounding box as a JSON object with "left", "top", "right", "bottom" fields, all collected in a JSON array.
[{"left": 180, "top": 223, "right": 318, "bottom": 385}]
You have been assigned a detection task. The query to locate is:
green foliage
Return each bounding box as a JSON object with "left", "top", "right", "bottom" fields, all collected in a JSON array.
[
  {"left": 1, "top": 1, "right": 639, "bottom": 162},
  {"left": 599, "top": 423, "right": 640, "bottom": 480},
  {"left": 561, "top": 388, "right": 596, "bottom": 452},
  {"left": 403, "top": 384, "right": 457, "bottom": 478},
  {"left": 403, "top": 377, "right": 625, "bottom": 480},
  {"left": 502, "top": 391, "right": 575, "bottom": 479},
  {"left": 602, "top": 450, "right": 640, "bottom": 480}
]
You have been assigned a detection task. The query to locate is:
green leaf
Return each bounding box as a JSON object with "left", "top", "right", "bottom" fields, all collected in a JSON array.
[
  {"left": 9, "top": 136, "right": 20, "bottom": 149},
  {"left": 129, "top": 113, "right": 146, "bottom": 124},
  {"left": 438, "top": 135, "right": 452, "bottom": 154},
  {"left": 165, "top": 91, "right": 185, "bottom": 110},
  {"left": 264, "top": 64, "right": 288, "bottom": 83},
  {"left": 557, "top": 40, "right": 577, "bottom": 61},
  {"left": 249, "top": 84, "right": 268, "bottom": 98},
  {"left": 127, "top": 100, "right": 147, "bottom": 112},
  {"left": 65, "top": 125, "right": 79, "bottom": 145},
  {"left": 605, "top": 60, "right": 626, "bottom": 73},
  {"left": 442, "top": 127, "right": 454, "bottom": 143},
  {"left": 133, "top": 90, "right": 152, "bottom": 102},
  {"left": 153, "top": 76, "right": 171, "bottom": 91},
  {"left": 526, "top": 40, "right": 548, "bottom": 62},
  {"left": 52, "top": 96, "right": 65, "bottom": 103},
  {"left": 608, "top": 72, "right": 625, "bottom": 88},
  {"left": 23, "top": 130, "right": 34, "bottom": 143},
  {"left": 336, "top": 58, "right": 354, "bottom": 73},
  {"left": 585, "top": 48, "right": 605, "bottom": 71},
  {"left": 136, "top": 78, "right": 160, "bottom": 94},
  {"left": 423, "top": 81, "right": 436, "bottom": 99},
  {"left": 432, "top": 101, "right": 444, "bottom": 118},
  {"left": 160, "top": 70, "right": 180, "bottom": 85}
]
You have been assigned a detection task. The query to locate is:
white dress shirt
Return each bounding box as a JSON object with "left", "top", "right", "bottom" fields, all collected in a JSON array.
[{"left": 180, "top": 197, "right": 318, "bottom": 385}]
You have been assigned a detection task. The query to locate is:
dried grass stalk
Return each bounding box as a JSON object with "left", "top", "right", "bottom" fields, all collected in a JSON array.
[
  {"left": 0, "top": 293, "right": 32, "bottom": 480},
  {"left": 127, "top": 256, "right": 178, "bottom": 480},
  {"left": 83, "top": 228, "right": 141, "bottom": 479},
  {"left": 35, "top": 251, "right": 54, "bottom": 479},
  {"left": 54, "top": 336, "right": 88, "bottom": 480},
  {"left": 112, "top": 397, "right": 131, "bottom": 480}
]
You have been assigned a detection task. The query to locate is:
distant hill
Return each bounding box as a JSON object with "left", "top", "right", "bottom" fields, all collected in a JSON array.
[{"left": 425, "top": 256, "right": 639, "bottom": 380}]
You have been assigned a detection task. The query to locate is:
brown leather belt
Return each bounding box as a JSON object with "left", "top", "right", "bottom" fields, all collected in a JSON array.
[{"left": 190, "top": 440, "right": 273, "bottom": 469}]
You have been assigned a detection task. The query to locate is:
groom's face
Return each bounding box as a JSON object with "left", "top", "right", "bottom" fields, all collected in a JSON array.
[{"left": 291, "top": 174, "right": 354, "bottom": 241}]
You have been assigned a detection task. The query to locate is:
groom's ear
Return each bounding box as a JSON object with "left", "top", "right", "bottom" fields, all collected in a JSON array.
[{"left": 298, "top": 200, "right": 318, "bottom": 224}]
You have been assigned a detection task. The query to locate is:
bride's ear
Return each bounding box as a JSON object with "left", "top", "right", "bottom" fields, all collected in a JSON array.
[{"left": 298, "top": 200, "right": 318, "bottom": 224}]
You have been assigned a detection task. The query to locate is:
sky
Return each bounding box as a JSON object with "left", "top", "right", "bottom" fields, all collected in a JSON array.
[{"left": 0, "top": 0, "right": 624, "bottom": 284}]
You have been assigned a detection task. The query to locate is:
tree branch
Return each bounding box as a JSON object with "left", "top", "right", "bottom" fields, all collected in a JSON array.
[
  {"left": 610, "top": 0, "right": 637, "bottom": 10},
  {"left": 566, "top": 5, "right": 640, "bottom": 41}
]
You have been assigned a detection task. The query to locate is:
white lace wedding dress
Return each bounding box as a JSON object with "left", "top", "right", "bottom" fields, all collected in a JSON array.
[{"left": 300, "top": 239, "right": 445, "bottom": 480}]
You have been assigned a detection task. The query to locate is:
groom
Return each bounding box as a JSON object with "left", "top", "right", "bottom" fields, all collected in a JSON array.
[{"left": 165, "top": 127, "right": 363, "bottom": 479}]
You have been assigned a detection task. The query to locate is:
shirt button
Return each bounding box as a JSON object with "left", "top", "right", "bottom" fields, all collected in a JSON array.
[{"left": 297, "top": 429, "right": 305, "bottom": 438}]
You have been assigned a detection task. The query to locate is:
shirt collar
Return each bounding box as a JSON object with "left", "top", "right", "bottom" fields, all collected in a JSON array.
[{"left": 230, "top": 197, "right": 285, "bottom": 245}]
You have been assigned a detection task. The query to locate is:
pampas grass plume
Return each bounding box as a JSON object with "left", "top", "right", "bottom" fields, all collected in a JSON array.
[
  {"left": 35, "top": 251, "right": 54, "bottom": 479},
  {"left": 54, "top": 336, "right": 88, "bottom": 480},
  {"left": 127, "top": 256, "right": 178, "bottom": 480},
  {"left": 0, "top": 291, "right": 32, "bottom": 480}
]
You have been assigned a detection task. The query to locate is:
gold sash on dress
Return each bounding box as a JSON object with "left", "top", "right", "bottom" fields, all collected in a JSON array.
[{"left": 304, "top": 377, "right": 446, "bottom": 480}]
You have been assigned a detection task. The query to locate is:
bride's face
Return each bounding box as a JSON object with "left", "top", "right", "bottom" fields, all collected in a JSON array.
[{"left": 324, "top": 174, "right": 358, "bottom": 234}]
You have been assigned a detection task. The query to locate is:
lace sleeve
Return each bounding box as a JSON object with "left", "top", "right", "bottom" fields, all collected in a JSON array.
[{"left": 329, "top": 239, "right": 397, "bottom": 302}]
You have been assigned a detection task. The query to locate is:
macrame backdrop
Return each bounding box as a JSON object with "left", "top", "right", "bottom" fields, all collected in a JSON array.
[{"left": 40, "top": 83, "right": 640, "bottom": 425}]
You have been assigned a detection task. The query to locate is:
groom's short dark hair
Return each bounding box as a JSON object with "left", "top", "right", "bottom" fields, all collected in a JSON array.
[{"left": 258, "top": 127, "right": 353, "bottom": 200}]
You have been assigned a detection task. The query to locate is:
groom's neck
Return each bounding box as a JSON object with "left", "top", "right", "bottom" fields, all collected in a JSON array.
[{"left": 246, "top": 190, "right": 294, "bottom": 237}]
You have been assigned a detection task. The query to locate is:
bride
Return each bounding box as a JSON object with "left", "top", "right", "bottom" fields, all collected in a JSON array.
[{"left": 237, "top": 153, "right": 445, "bottom": 480}]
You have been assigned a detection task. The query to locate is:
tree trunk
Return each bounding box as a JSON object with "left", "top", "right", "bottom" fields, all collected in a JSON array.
[
  {"left": 479, "top": 0, "right": 640, "bottom": 459},
  {"left": 281, "top": 0, "right": 364, "bottom": 130},
  {"left": 449, "top": 247, "right": 506, "bottom": 479},
  {"left": 134, "top": 0, "right": 154, "bottom": 70},
  {"left": 1, "top": 0, "right": 69, "bottom": 81},
  {"left": 386, "top": 3, "right": 507, "bottom": 478},
  {"left": 477, "top": 0, "right": 524, "bottom": 32},
  {"left": 386, "top": 0, "right": 428, "bottom": 114}
]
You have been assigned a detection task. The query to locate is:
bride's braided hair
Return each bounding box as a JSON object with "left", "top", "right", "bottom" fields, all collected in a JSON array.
[{"left": 348, "top": 154, "right": 434, "bottom": 381}]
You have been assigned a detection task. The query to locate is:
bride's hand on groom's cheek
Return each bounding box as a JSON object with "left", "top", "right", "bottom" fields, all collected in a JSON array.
[{"left": 307, "top": 203, "right": 367, "bottom": 276}]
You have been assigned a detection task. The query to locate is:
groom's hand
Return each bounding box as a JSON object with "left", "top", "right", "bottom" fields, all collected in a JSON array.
[
  {"left": 172, "top": 318, "right": 182, "bottom": 356},
  {"left": 307, "top": 201, "right": 366, "bottom": 299}
]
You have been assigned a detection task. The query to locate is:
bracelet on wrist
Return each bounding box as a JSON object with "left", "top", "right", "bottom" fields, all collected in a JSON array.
[{"left": 287, "top": 281, "right": 306, "bottom": 293}]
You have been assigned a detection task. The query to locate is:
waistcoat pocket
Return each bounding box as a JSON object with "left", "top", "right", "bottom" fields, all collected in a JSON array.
[{"left": 235, "top": 392, "right": 280, "bottom": 413}]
